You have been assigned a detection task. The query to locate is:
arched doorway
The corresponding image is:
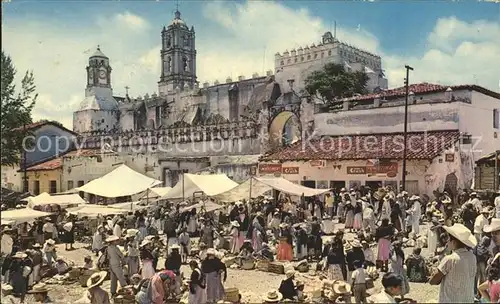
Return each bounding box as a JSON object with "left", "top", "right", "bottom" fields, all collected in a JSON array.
[{"left": 268, "top": 111, "right": 302, "bottom": 149}]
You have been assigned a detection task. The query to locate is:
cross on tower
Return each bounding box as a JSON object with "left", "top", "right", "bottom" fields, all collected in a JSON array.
[
  {"left": 97, "top": 44, "right": 100, "bottom": 50},
  {"left": 125, "top": 86, "right": 130, "bottom": 96}
]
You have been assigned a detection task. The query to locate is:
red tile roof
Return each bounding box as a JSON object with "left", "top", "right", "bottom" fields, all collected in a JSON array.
[
  {"left": 25, "top": 158, "right": 62, "bottom": 171},
  {"left": 339, "top": 83, "right": 500, "bottom": 102},
  {"left": 261, "top": 130, "right": 461, "bottom": 161},
  {"left": 63, "top": 149, "right": 115, "bottom": 157}
]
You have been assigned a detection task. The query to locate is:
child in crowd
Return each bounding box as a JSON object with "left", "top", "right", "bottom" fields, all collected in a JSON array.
[{"left": 351, "top": 260, "right": 368, "bottom": 304}]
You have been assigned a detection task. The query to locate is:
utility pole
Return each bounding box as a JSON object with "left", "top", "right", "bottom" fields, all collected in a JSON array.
[{"left": 402, "top": 65, "right": 414, "bottom": 191}]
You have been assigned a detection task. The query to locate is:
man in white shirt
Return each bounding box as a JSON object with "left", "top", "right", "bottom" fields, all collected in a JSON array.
[
  {"left": 429, "top": 223, "right": 477, "bottom": 303},
  {"left": 42, "top": 218, "right": 54, "bottom": 240},
  {"left": 469, "top": 192, "right": 482, "bottom": 213},
  {"left": 1, "top": 228, "right": 14, "bottom": 256},
  {"left": 351, "top": 260, "right": 367, "bottom": 303},
  {"left": 409, "top": 196, "right": 421, "bottom": 235},
  {"left": 113, "top": 221, "right": 123, "bottom": 238},
  {"left": 474, "top": 208, "right": 490, "bottom": 242},
  {"left": 369, "top": 273, "right": 402, "bottom": 303}
]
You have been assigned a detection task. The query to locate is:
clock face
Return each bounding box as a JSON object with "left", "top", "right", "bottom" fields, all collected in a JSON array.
[{"left": 99, "top": 70, "right": 106, "bottom": 79}]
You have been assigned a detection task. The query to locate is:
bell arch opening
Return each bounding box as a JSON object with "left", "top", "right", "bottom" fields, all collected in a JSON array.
[{"left": 269, "top": 111, "right": 301, "bottom": 149}]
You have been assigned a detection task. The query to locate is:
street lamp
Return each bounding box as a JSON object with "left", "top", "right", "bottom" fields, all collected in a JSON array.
[{"left": 402, "top": 65, "right": 414, "bottom": 191}]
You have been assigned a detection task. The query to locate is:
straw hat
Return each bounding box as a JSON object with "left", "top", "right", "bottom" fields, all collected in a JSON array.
[
  {"left": 86, "top": 271, "right": 107, "bottom": 289},
  {"left": 484, "top": 218, "right": 500, "bottom": 233},
  {"left": 443, "top": 223, "right": 477, "bottom": 248},
  {"left": 27, "top": 283, "right": 49, "bottom": 294},
  {"left": 32, "top": 243, "right": 42, "bottom": 249},
  {"left": 333, "top": 281, "right": 352, "bottom": 294},
  {"left": 207, "top": 248, "right": 217, "bottom": 256},
  {"left": 409, "top": 195, "right": 420, "bottom": 201},
  {"left": 105, "top": 235, "right": 120, "bottom": 243},
  {"left": 285, "top": 270, "right": 295, "bottom": 279},
  {"left": 350, "top": 240, "right": 362, "bottom": 248},
  {"left": 13, "top": 252, "right": 27, "bottom": 259},
  {"left": 340, "top": 188, "right": 347, "bottom": 192},
  {"left": 170, "top": 244, "right": 180, "bottom": 250},
  {"left": 230, "top": 221, "right": 240, "bottom": 227},
  {"left": 126, "top": 229, "right": 139, "bottom": 238},
  {"left": 46, "top": 239, "right": 56, "bottom": 245},
  {"left": 481, "top": 207, "right": 491, "bottom": 214},
  {"left": 263, "top": 290, "right": 283, "bottom": 303},
  {"left": 140, "top": 239, "right": 152, "bottom": 248}
]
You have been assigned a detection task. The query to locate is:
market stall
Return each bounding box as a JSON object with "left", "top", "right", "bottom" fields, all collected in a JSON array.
[
  {"left": 66, "top": 205, "right": 129, "bottom": 218},
  {"left": 162, "top": 173, "right": 238, "bottom": 200},
  {"left": 75, "top": 164, "right": 162, "bottom": 198},
  {"left": 1, "top": 208, "right": 52, "bottom": 224},
  {"left": 24, "top": 192, "right": 87, "bottom": 209},
  {"left": 213, "top": 176, "right": 331, "bottom": 202}
]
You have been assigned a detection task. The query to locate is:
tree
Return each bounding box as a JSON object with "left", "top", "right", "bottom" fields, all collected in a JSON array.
[
  {"left": 304, "top": 63, "right": 369, "bottom": 103},
  {"left": 1, "top": 51, "right": 37, "bottom": 166}
]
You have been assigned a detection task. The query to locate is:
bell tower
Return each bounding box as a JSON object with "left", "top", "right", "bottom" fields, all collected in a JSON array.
[
  {"left": 158, "top": 9, "right": 197, "bottom": 95},
  {"left": 86, "top": 46, "right": 112, "bottom": 96}
]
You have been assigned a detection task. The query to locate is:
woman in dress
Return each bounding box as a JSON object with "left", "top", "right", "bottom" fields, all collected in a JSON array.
[
  {"left": 375, "top": 218, "right": 394, "bottom": 272},
  {"left": 187, "top": 209, "right": 198, "bottom": 236},
  {"left": 188, "top": 260, "right": 206, "bottom": 304},
  {"left": 201, "top": 248, "right": 227, "bottom": 303},
  {"left": 326, "top": 239, "right": 345, "bottom": 281},
  {"left": 251, "top": 221, "right": 264, "bottom": 253},
  {"left": 390, "top": 203, "right": 403, "bottom": 232},
  {"left": 388, "top": 241, "right": 410, "bottom": 297},
  {"left": 148, "top": 270, "right": 177, "bottom": 304},
  {"left": 139, "top": 240, "right": 156, "bottom": 279},
  {"left": 277, "top": 223, "right": 294, "bottom": 261},
  {"left": 353, "top": 200, "right": 363, "bottom": 232},
  {"left": 200, "top": 219, "right": 215, "bottom": 249},
  {"left": 229, "top": 221, "right": 241, "bottom": 254}
]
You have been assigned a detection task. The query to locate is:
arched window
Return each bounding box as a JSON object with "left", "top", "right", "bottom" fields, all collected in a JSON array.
[
  {"left": 280, "top": 60, "right": 284, "bottom": 66},
  {"left": 300, "top": 56, "right": 304, "bottom": 62},
  {"left": 307, "top": 55, "right": 311, "bottom": 60},
  {"left": 182, "top": 57, "right": 188, "bottom": 72}
]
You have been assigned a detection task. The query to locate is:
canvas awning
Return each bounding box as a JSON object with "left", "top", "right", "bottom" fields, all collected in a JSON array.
[
  {"left": 23, "top": 192, "right": 87, "bottom": 208},
  {"left": 213, "top": 176, "right": 330, "bottom": 202},
  {"left": 162, "top": 173, "right": 239, "bottom": 199},
  {"left": 180, "top": 200, "right": 224, "bottom": 213},
  {"left": 1, "top": 208, "right": 52, "bottom": 223},
  {"left": 67, "top": 205, "right": 129, "bottom": 217},
  {"left": 76, "top": 164, "right": 162, "bottom": 198},
  {"left": 109, "top": 201, "right": 151, "bottom": 211},
  {"left": 148, "top": 187, "right": 172, "bottom": 197}
]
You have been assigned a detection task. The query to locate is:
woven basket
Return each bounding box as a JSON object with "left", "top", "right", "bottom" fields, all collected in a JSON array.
[
  {"left": 268, "top": 262, "right": 284, "bottom": 274},
  {"left": 256, "top": 259, "right": 270, "bottom": 272},
  {"left": 297, "top": 264, "right": 309, "bottom": 273},
  {"left": 224, "top": 287, "right": 240, "bottom": 302}
]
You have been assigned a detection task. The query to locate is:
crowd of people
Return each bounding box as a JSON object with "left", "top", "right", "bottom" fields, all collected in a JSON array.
[{"left": 1, "top": 186, "right": 500, "bottom": 303}]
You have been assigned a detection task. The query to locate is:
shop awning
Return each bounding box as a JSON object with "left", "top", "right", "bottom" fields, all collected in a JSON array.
[
  {"left": 148, "top": 187, "right": 172, "bottom": 197},
  {"left": 213, "top": 176, "right": 330, "bottom": 202},
  {"left": 76, "top": 165, "right": 162, "bottom": 198},
  {"left": 162, "top": 173, "right": 239, "bottom": 200},
  {"left": 23, "top": 192, "right": 87, "bottom": 208},
  {"left": 180, "top": 200, "right": 224, "bottom": 213},
  {"left": 67, "top": 204, "right": 129, "bottom": 217},
  {"left": 1, "top": 208, "right": 52, "bottom": 223}
]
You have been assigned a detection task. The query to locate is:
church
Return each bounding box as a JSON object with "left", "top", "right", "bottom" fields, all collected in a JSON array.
[{"left": 70, "top": 10, "right": 388, "bottom": 187}]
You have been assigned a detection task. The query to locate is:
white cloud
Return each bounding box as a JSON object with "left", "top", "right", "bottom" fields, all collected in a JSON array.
[
  {"left": 115, "top": 11, "right": 150, "bottom": 31},
  {"left": 2, "top": 3, "right": 499, "bottom": 129}
]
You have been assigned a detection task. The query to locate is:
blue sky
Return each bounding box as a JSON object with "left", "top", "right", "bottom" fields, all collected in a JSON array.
[{"left": 2, "top": 0, "right": 500, "bottom": 127}]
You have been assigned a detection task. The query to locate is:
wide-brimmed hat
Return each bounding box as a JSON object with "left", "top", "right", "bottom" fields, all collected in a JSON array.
[
  {"left": 340, "top": 188, "right": 347, "bottom": 192},
  {"left": 46, "top": 239, "right": 56, "bottom": 245},
  {"left": 481, "top": 207, "right": 491, "bottom": 214},
  {"left": 230, "top": 221, "right": 240, "bottom": 227},
  {"left": 333, "top": 281, "right": 352, "bottom": 294},
  {"left": 279, "top": 223, "right": 288, "bottom": 228},
  {"left": 126, "top": 229, "right": 139, "bottom": 238},
  {"left": 409, "top": 195, "right": 420, "bottom": 201},
  {"left": 105, "top": 235, "right": 120, "bottom": 243},
  {"left": 442, "top": 197, "right": 452, "bottom": 204},
  {"left": 373, "top": 188, "right": 386, "bottom": 200},
  {"left": 207, "top": 248, "right": 217, "bottom": 256},
  {"left": 86, "top": 271, "right": 107, "bottom": 289},
  {"left": 470, "top": 192, "right": 478, "bottom": 196},
  {"left": 263, "top": 290, "right": 283, "bottom": 303},
  {"left": 44, "top": 217, "right": 52, "bottom": 222},
  {"left": 350, "top": 240, "right": 362, "bottom": 248},
  {"left": 484, "top": 218, "right": 500, "bottom": 233},
  {"left": 285, "top": 270, "right": 296, "bottom": 279},
  {"left": 27, "top": 283, "right": 49, "bottom": 294},
  {"left": 32, "top": 243, "right": 42, "bottom": 249},
  {"left": 443, "top": 223, "right": 477, "bottom": 248},
  {"left": 140, "top": 239, "right": 152, "bottom": 247},
  {"left": 13, "top": 251, "right": 27, "bottom": 259},
  {"left": 170, "top": 244, "right": 180, "bottom": 250}
]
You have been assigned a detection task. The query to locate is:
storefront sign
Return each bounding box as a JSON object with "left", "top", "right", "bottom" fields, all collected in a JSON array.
[
  {"left": 309, "top": 160, "right": 325, "bottom": 167},
  {"left": 282, "top": 167, "right": 299, "bottom": 174},
  {"left": 347, "top": 166, "right": 367, "bottom": 175},
  {"left": 366, "top": 162, "right": 398, "bottom": 174},
  {"left": 445, "top": 153, "right": 455, "bottom": 162},
  {"left": 259, "top": 163, "right": 282, "bottom": 174}
]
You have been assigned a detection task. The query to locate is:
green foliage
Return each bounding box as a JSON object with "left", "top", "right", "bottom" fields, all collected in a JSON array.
[
  {"left": 1, "top": 51, "right": 37, "bottom": 166},
  {"left": 304, "top": 63, "right": 369, "bottom": 103}
]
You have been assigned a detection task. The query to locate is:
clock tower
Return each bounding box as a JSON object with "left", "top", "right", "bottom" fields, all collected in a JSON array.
[{"left": 86, "top": 46, "right": 112, "bottom": 93}]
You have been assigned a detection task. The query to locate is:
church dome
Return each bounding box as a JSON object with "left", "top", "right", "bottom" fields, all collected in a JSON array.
[
  {"left": 169, "top": 10, "right": 187, "bottom": 28},
  {"left": 90, "top": 46, "right": 108, "bottom": 59}
]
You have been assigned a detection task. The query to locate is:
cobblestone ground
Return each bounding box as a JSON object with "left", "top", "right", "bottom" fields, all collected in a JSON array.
[{"left": 12, "top": 222, "right": 440, "bottom": 303}]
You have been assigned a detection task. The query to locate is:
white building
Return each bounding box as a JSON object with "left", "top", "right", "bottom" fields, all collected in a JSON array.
[{"left": 261, "top": 83, "right": 500, "bottom": 196}]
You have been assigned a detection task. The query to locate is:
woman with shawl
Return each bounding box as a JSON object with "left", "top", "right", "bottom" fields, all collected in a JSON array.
[
  {"left": 188, "top": 260, "right": 206, "bottom": 304},
  {"left": 201, "top": 248, "right": 227, "bottom": 303},
  {"left": 251, "top": 221, "right": 264, "bottom": 253},
  {"left": 148, "top": 270, "right": 177, "bottom": 304},
  {"left": 187, "top": 209, "right": 198, "bottom": 236},
  {"left": 353, "top": 199, "right": 363, "bottom": 232},
  {"left": 277, "top": 223, "right": 293, "bottom": 261},
  {"left": 140, "top": 240, "right": 156, "bottom": 279},
  {"left": 326, "top": 239, "right": 345, "bottom": 281},
  {"left": 389, "top": 241, "right": 410, "bottom": 296},
  {"left": 229, "top": 221, "right": 241, "bottom": 254},
  {"left": 375, "top": 218, "right": 394, "bottom": 272}
]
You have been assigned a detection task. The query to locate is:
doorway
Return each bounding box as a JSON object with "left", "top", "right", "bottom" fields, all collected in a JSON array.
[
  {"left": 329, "top": 181, "right": 346, "bottom": 192},
  {"left": 301, "top": 180, "right": 316, "bottom": 188},
  {"left": 365, "top": 181, "right": 383, "bottom": 191}
]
